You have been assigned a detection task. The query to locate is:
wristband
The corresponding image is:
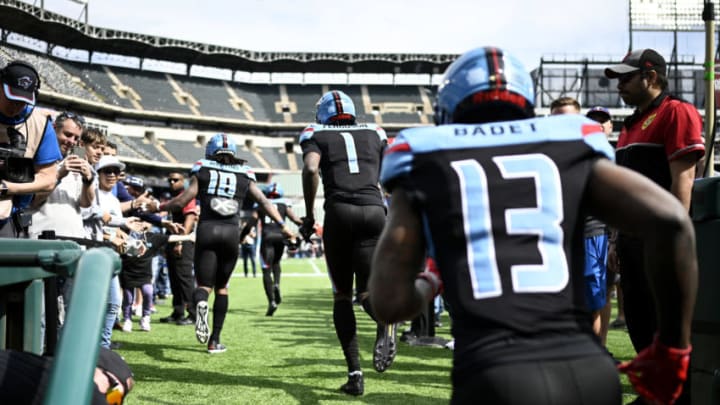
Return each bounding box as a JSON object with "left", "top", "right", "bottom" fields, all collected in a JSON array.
[
  {"left": 82, "top": 174, "right": 94, "bottom": 185},
  {"left": 0, "top": 181, "right": 8, "bottom": 197}
]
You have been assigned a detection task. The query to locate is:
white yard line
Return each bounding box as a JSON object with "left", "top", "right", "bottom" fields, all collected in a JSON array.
[
  {"left": 308, "top": 258, "right": 322, "bottom": 275},
  {"left": 232, "top": 273, "right": 325, "bottom": 278}
]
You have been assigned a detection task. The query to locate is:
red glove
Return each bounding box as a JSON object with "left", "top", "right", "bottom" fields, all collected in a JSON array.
[
  {"left": 618, "top": 335, "right": 691, "bottom": 405},
  {"left": 417, "top": 257, "right": 444, "bottom": 298}
]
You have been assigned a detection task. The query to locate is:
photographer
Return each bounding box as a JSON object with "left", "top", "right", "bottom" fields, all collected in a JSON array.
[{"left": 0, "top": 60, "right": 62, "bottom": 238}]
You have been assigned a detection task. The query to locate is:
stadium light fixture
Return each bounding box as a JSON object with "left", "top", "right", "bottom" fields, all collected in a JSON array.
[
  {"left": 68, "top": 0, "right": 88, "bottom": 4},
  {"left": 630, "top": 0, "right": 718, "bottom": 32}
]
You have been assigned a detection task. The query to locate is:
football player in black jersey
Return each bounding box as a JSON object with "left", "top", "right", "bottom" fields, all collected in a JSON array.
[
  {"left": 370, "top": 47, "right": 697, "bottom": 405},
  {"left": 152, "top": 134, "right": 295, "bottom": 353},
  {"left": 300, "top": 90, "right": 393, "bottom": 395},
  {"left": 256, "top": 182, "right": 303, "bottom": 316}
]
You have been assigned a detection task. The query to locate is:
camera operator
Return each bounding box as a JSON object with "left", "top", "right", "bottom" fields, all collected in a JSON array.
[{"left": 0, "top": 60, "right": 62, "bottom": 238}]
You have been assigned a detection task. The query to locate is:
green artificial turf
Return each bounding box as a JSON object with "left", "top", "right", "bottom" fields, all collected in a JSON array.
[{"left": 112, "top": 258, "right": 639, "bottom": 404}]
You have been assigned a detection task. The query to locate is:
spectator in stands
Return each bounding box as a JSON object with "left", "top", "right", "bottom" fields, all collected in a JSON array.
[
  {"left": 158, "top": 171, "right": 198, "bottom": 326},
  {"left": 605, "top": 49, "right": 704, "bottom": 405},
  {"left": 27, "top": 111, "right": 93, "bottom": 330},
  {"left": 0, "top": 346, "right": 134, "bottom": 405},
  {"left": 103, "top": 140, "right": 153, "bottom": 213},
  {"left": 120, "top": 220, "right": 195, "bottom": 333},
  {"left": 587, "top": 106, "right": 614, "bottom": 137},
  {"left": 29, "top": 111, "right": 94, "bottom": 240},
  {"left": 550, "top": 98, "right": 612, "bottom": 348},
  {"left": 371, "top": 46, "right": 697, "bottom": 405},
  {"left": 153, "top": 192, "right": 173, "bottom": 301},
  {"left": 299, "top": 90, "right": 390, "bottom": 395},
  {"left": 79, "top": 127, "right": 106, "bottom": 185},
  {"left": 149, "top": 134, "right": 294, "bottom": 353},
  {"left": 124, "top": 175, "right": 182, "bottom": 233},
  {"left": 89, "top": 155, "right": 141, "bottom": 349},
  {"left": 121, "top": 175, "right": 183, "bottom": 323},
  {"left": 240, "top": 220, "right": 257, "bottom": 277},
  {"left": 0, "top": 60, "right": 62, "bottom": 237},
  {"left": 548, "top": 96, "right": 580, "bottom": 115},
  {"left": 586, "top": 106, "right": 623, "bottom": 339}
]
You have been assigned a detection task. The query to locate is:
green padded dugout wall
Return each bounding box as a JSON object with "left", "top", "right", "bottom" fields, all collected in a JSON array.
[{"left": 690, "top": 177, "right": 720, "bottom": 404}]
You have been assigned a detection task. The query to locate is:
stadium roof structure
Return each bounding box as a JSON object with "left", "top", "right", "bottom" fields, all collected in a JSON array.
[{"left": 0, "top": 0, "right": 457, "bottom": 74}]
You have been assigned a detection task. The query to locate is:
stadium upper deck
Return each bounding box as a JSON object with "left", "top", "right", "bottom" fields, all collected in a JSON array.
[{"left": 0, "top": 0, "right": 712, "bottom": 166}]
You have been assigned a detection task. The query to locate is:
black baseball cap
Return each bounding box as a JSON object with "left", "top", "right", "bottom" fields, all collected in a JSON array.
[
  {"left": 1, "top": 60, "right": 40, "bottom": 105},
  {"left": 125, "top": 175, "right": 145, "bottom": 190},
  {"left": 586, "top": 106, "right": 611, "bottom": 122},
  {"left": 604, "top": 49, "right": 667, "bottom": 79},
  {"left": 96, "top": 347, "right": 134, "bottom": 394}
]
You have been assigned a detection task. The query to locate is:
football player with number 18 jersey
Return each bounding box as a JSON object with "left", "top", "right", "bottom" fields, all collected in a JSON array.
[
  {"left": 154, "top": 133, "right": 295, "bottom": 354},
  {"left": 370, "top": 47, "right": 697, "bottom": 405}
]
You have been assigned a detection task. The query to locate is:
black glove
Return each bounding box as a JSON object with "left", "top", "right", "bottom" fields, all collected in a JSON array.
[
  {"left": 284, "top": 237, "right": 302, "bottom": 253},
  {"left": 299, "top": 216, "right": 315, "bottom": 242}
]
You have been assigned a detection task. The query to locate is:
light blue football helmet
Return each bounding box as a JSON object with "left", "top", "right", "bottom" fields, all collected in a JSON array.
[
  {"left": 205, "top": 133, "right": 237, "bottom": 158},
  {"left": 263, "top": 182, "right": 283, "bottom": 199},
  {"left": 315, "top": 90, "right": 356, "bottom": 124},
  {"left": 434, "top": 47, "right": 535, "bottom": 124}
]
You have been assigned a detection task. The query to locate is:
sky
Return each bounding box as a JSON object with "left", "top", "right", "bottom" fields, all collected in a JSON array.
[{"left": 19, "top": 0, "right": 711, "bottom": 72}]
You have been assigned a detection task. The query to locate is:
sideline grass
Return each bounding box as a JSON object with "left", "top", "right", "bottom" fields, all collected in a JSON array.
[{"left": 113, "top": 258, "right": 638, "bottom": 404}]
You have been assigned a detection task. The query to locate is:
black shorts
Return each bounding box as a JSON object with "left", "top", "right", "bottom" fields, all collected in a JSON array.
[
  {"left": 323, "top": 202, "right": 385, "bottom": 296},
  {"left": 194, "top": 221, "right": 240, "bottom": 289},
  {"left": 451, "top": 354, "right": 621, "bottom": 405}
]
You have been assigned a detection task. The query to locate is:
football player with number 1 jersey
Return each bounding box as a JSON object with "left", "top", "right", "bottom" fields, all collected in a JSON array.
[
  {"left": 154, "top": 133, "right": 295, "bottom": 354},
  {"left": 300, "top": 90, "right": 393, "bottom": 396},
  {"left": 370, "top": 47, "right": 697, "bottom": 405}
]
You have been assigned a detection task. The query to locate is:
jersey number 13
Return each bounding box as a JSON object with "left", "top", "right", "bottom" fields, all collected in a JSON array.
[{"left": 451, "top": 153, "right": 569, "bottom": 300}]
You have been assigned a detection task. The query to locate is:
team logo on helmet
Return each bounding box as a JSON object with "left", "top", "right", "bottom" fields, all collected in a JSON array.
[
  {"left": 434, "top": 47, "right": 535, "bottom": 125},
  {"left": 263, "top": 182, "right": 283, "bottom": 198},
  {"left": 316, "top": 90, "right": 356, "bottom": 124},
  {"left": 205, "top": 133, "right": 237, "bottom": 158},
  {"left": 16, "top": 76, "right": 34, "bottom": 90}
]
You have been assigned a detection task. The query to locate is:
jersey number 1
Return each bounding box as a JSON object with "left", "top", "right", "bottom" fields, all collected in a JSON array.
[
  {"left": 340, "top": 132, "right": 360, "bottom": 174},
  {"left": 451, "top": 153, "right": 569, "bottom": 300}
]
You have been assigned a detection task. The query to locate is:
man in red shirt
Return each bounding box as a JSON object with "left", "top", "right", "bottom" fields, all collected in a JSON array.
[{"left": 605, "top": 48, "right": 704, "bottom": 405}]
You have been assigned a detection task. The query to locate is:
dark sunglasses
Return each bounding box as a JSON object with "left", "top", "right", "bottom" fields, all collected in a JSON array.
[
  {"left": 168, "top": 178, "right": 182, "bottom": 184},
  {"left": 617, "top": 71, "right": 643, "bottom": 84},
  {"left": 100, "top": 168, "right": 121, "bottom": 175},
  {"left": 103, "top": 370, "right": 125, "bottom": 405},
  {"left": 57, "top": 111, "right": 86, "bottom": 126}
]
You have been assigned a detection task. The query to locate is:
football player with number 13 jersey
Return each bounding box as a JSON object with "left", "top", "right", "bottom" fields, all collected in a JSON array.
[{"left": 370, "top": 47, "right": 697, "bottom": 405}]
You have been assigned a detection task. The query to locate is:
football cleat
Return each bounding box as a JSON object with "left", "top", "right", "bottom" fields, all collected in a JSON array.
[
  {"left": 207, "top": 339, "right": 227, "bottom": 354},
  {"left": 339, "top": 371, "right": 364, "bottom": 396},
  {"left": 273, "top": 284, "right": 282, "bottom": 305},
  {"left": 373, "top": 323, "right": 398, "bottom": 372},
  {"left": 195, "top": 300, "right": 210, "bottom": 344},
  {"left": 266, "top": 301, "right": 278, "bottom": 317}
]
